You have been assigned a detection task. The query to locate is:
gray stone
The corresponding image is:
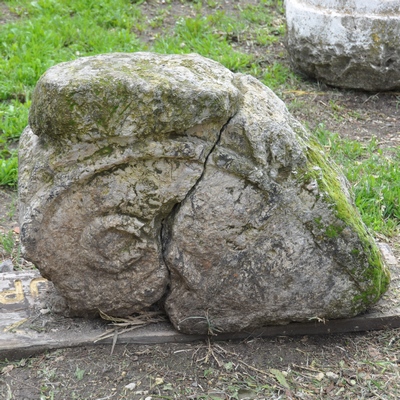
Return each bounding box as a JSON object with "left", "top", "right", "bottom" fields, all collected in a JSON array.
[
  {"left": 0, "top": 259, "right": 14, "bottom": 273},
  {"left": 162, "top": 74, "right": 390, "bottom": 334},
  {"left": 19, "top": 52, "right": 389, "bottom": 331},
  {"left": 19, "top": 52, "right": 241, "bottom": 317},
  {"left": 285, "top": 0, "right": 400, "bottom": 91}
]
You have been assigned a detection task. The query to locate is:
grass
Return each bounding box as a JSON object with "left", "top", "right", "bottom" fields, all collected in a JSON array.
[
  {"left": 314, "top": 124, "right": 400, "bottom": 236},
  {"left": 0, "top": 227, "right": 23, "bottom": 268},
  {"left": 153, "top": 14, "right": 253, "bottom": 71},
  {"left": 0, "top": 0, "right": 146, "bottom": 187},
  {"left": 0, "top": 230, "right": 15, "bottom": 255},
  {"left": 0, "top": 157, "right": 18, "bottom": 186},
  {"left": 0, "top": 0, "right": 398, "bottom": 241}
]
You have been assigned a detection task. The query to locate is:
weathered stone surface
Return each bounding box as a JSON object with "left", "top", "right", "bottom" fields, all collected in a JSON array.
[
  {"left": 19, "top": 52, "right": 389, "bottom": 332},
  {"left": 285, "top": 0, "right": 400, "bottom": 91},
  {"left": 19, "top": 52, "right": 241, "bottom": 317},
  {"left": 162, "top": 74, "right": 390, "bottom": 334}
]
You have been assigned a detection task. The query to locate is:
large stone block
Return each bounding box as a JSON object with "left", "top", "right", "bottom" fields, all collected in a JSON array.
[
  {"left": 19, "top": 52, "right": 241, "bottom": 317},
  {"left": 285, "top": 0, "right": 400, "bottom": 91},
  {"left": 19, "top": 52, "right": 390, "bottom": 333}
]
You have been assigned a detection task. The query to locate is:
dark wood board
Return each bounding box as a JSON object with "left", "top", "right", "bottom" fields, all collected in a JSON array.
[{"left": 0, "top": 243, "right": 398, "bottom": 360}]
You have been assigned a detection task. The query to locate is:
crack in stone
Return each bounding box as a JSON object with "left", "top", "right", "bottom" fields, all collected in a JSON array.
[
  {"left": 183, "top": 116, "right": 233, "bottom": 204},
  {"left": 158, "top": 116, "right": 233, "bottom": 285}
]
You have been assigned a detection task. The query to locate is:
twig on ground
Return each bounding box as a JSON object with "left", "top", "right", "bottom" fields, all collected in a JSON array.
[{"left": 94, "top": 310, "right": 167, "bottom": 354}]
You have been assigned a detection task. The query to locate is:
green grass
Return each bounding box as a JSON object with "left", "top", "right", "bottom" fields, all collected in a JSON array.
[
  {"left": 153, "top": 14, "right": 253, "bottom": 71},
  {"left": 0, "top": 0, "right": 146, "bottom": 187},
  {"left": 0, "top": 0, "right": 398, "bottom": 237},
  {"left": 1, "top": 1, "right": 144, "bottom": 100},
  {"left": 0, "top": 230, "right": 15, "bottom": 255},
  {"left": 0, "top": 101, "right": 29, "bottom": 142},
  {"left": 0, "top": 156, "right": 18, "bottom": 186},
  {"left": 314, "top": 124, "right": 399, "bottom": 236}
]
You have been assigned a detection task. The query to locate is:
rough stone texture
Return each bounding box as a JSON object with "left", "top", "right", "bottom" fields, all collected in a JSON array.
[
  {"left": 285, "top": 0, "right": 400, "bottom": 91},
  {"left": 19, "top": 52, "right": 241, "bottom": 317},
  {"left": 19, "top": 52, "right": 390, "bottom": 332},
  {"left": 0, "top": 259, "right": 13, "bottom": 273},
  {"left": 162, "top": 75, "right": 389, "bottom": 334}
]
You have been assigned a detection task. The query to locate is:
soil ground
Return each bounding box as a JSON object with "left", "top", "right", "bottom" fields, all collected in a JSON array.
[{"left": 1, "top": 1, "right": 400, "bottom": 399}]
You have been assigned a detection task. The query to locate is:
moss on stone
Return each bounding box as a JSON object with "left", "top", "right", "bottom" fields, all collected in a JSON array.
[
  {"left": 325, "top": 224, "right": 344, "bottom": 238},
  {"left": 301, "top": 136, "right": 390, "bottom": 311}
]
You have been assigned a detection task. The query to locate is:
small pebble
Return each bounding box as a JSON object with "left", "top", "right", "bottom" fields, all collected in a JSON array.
[
  {"left": 124, "top": 382, "right": 136, "bottom": 390},
  {"left": 326, "top": 371, "right": 339, "bottom": 381}
]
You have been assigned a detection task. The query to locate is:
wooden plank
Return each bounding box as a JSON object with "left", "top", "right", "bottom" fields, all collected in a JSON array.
[
  {"left": 2, "top": 311, "right": 400, "bottom": 361},
  {"left": 0, "top": 270, "right": 49, "bottom": 334},
  {"left": 0, "top": 243, "right": 398, "bottom": 360}
]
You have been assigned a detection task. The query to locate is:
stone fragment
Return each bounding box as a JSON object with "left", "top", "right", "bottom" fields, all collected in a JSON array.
[
  {"left": 19, "top": 52, "right": 389, "bottom": 331},
  {"left": 285, "top": 0, "right": 400, "bottom": 91},
  {"left": 0, "top": 259, "right": 13, "bottom": 273},
  {"left": 162, "top": 74, "right": 390, "bottom": 334},
  {"left": 19, "top": 52, "right": 241, "bottom": 317},
  {"left": 326, "top": 371, "right": 339, "bottom": 382}
]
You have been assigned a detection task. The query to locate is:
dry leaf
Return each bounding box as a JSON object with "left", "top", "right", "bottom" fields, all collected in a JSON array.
[
  {"left": 1, "top": 365, "right": 14, "bottom": 375},
  {"left": 367, "top": 347, "right": 381, "bottom": 358},
  {"left": 270, "top": 368, "right": 290, "bottom": 389},
  {"left": 155, "top": 377, "right": 164, "bottom": 386}
]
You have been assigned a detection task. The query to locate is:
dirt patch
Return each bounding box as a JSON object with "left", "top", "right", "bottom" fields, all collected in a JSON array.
[
  {"left": 283, "top": 88, "right": 400, "bottom": 147},
  {"left": 134, "top": 0, "right": 260, "bottom": 38},
  {"left": 0, "top": 2, "right": 19, "bottom": 25},
  {"left": 2, "top": 331, "right": 400, "bottom": 399},
  {"left": 1, "top": 0, "right": 400, "bottom": 399}
]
